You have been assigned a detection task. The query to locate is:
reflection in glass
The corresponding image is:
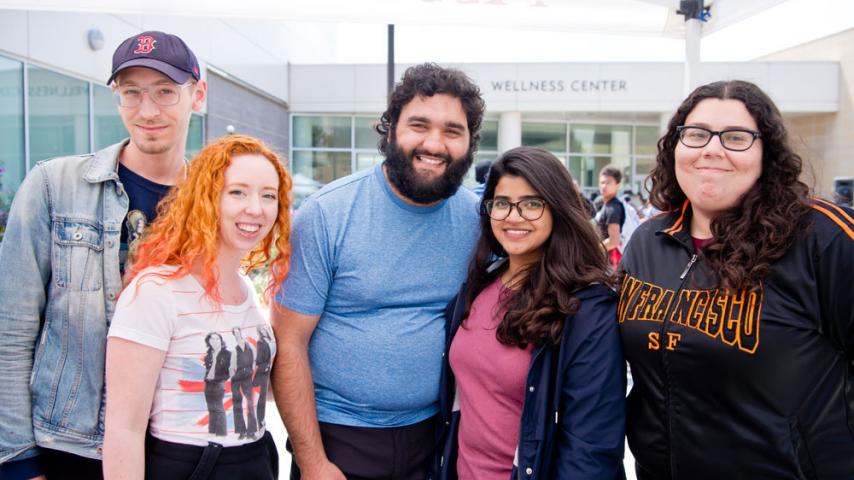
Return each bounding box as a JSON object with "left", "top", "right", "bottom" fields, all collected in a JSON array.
[
  {"left": 356, "top": 152, "right": 383, "bottom": 172},
  {"left": 522, "top": 122, "right": 566, "bottom": 152},
  {"left": 572, "top": 155, "right": 631, "bottom": 188},
  {"left": 94, "top": 85, "right": 127, "bottom": 150},
  {"left": 293, "top": 116, "right": 351, "bottom": 149},
  {"left": 0, "top": 56, "right": 24, "bottom": 207},
  {"left": 570, "top": 124, "right": 631, "bottom": 156},
  {"left": 355, "top": 117, "right": 381, "bottom": 150},
  {"left": 28, "top": 66, "right": 90, "bottom": 163},
  {"left": 634, "top": 126, "right": 659, "bottom": 156},
  {"left": 186, "top": 114, "right": 204, "bottom": 157},
  {"left": 480, "top": 120, "right": 499, "bottom": 151},
  {"left": 292, "top": 150, "right": 351, "bottom": 186}
]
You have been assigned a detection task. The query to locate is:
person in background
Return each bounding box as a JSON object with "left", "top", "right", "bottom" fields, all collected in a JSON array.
[
  {"left": 0, "top": 30, "right": 206, "bottom": 480},
  {"left": 272, "top": 63, "right": 484, "bottom": 480},
  {"left": 436, "top": 147, "right": 625, "bottom": 479},
  {"left": 471, "top": 159, "right": 492, "bottom": 198},
  {"left": 103, "top": 135, "right": 291, "bottom": 479},
  {"left": 596, "top": 165, "right": 625, "bottom": 267},
  {"left": 619, "top": 79, "right": 854, "bottom": 479}
]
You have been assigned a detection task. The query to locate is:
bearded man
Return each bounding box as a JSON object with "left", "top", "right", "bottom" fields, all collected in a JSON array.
[{"left": 272, "top": 63, "right": 484, "bottom": 480}]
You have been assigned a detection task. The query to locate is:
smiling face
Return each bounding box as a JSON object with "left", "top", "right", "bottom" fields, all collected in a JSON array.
[
  {"left": 675, "top": 98, "right": 763, "bottom": 222},
  {"left": 114, "top": 66, "right": 206, "bottom": 157},
  {"left": 218, "top": 154, "right": 280, "bottom": 263},
  {"left": 490, "top": 174, "right": 553, "bottom": 273},
  {"left": 384, "top": 93, "right": 473, "bottom": 205}
]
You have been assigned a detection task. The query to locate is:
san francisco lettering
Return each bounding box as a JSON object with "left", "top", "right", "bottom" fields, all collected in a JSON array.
[{"left": 619, "top": 275, "right": 762, "bottom": 354}]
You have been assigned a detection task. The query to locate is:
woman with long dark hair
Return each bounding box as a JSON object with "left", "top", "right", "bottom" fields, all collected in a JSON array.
[
  {"left": 619, "top": 80, "right": 854, "bottom": 478},
  {"left": 435, "top": 147, "right": 626, "bottom": 479}
]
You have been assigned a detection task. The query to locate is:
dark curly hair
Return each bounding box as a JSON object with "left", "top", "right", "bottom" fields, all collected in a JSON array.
[
  {"left": 649, "top": 80, "right": 812, "bottom": 291},
  {"left": 376, "top": 63, "right": 485, "bottom": 156},
  {"left": 465, "top": 147, "right": 613, "bottom": 348}
]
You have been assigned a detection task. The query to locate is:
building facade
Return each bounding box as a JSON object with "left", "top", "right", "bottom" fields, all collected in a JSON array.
[{"left": 1, "top": 9, "right": 850, "bottom": 236}]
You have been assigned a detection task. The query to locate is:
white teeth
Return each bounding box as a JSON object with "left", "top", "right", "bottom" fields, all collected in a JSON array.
[
  {"left": 418, "top": 156, "right": 443, "bottom": 165},
  {"left": 236, "top": 223, "right": 260, "bottom": 233},
  {"left": 506, "top": 229, "right": 529, "bottom": 235}
]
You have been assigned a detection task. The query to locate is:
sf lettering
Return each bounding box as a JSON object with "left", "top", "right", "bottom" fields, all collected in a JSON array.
[{"left": 647, "top": 332, "right": 682, "bottom": 351}]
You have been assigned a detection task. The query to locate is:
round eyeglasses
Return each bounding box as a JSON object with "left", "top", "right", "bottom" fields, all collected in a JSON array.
[
  {"left": 676, "top": 126, "right": 761, "bottom": 152},
  {"left": 113, "top": 82, "right": 193, "bottom": 108},
  {"left": 482, "top": 198, "right": 547, "bottom": 221}
]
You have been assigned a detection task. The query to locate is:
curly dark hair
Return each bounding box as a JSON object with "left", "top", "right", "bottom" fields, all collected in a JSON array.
[
  {"left": 465, "top": 147, "right": 613, "bottom": 348},
  {"left": 649, "top": 80, "right": 812, "bottom": 291},
  {"left": 375, "top": 63, "right": 485, "bottom": 156}
]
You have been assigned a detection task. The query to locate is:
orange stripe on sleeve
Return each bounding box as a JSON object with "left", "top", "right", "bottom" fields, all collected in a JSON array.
[
  {"left": 814, "top": 198, "right": 854, "bottom": 226},
  {"left": 665, "top": 199, "right": 690, "bottom": 235},
  {"left": 812, "top": 204, "right": 854, "bottom": 241}
]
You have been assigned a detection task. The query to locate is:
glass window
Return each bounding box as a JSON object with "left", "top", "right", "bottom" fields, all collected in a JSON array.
[
  {"left": 570, "top": 124, "right": 631, "bottom": 156},
  {"left": 293, "top": 116, "right": 351, "bottom": 149},
  {"left": 634, "top": 156, "right": 656, "bottom": 194},
  {"left": 355, "top": 117, "right": 381, "bottom": 150},
  {"left": 28, "top": 65, "right": 90, "bottom": 163},
  {"left": 355, "top": 152, "right": 383, "bottom": 172},
  {"left": 0, "top": 56, "right": 24, "bottom": 210},
  {"left": 522, "top": 122, "right": 566, "bottom": 152},
  {"left": 186, "top": 114, "right": 204, "bottom": 157},
  {"left": 635, "top": 126, "right": 660, "bottom": 156},
  {"left": 479, "top": 120, "right": 498, "bottom": 151},
  {"left": 292, "top": 150, "right": 351, "bottom": 187},
  {"left": 574, "top": 155, "right": 631, "bottom": 188},
  {"left": 93, "top": 85, "right": 127, "bottom": 150}
]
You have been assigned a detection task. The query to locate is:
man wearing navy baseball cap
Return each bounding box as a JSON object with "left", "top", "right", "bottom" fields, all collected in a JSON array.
[{"left": 0, "top": 31, "right": 206, "bottom": 480}]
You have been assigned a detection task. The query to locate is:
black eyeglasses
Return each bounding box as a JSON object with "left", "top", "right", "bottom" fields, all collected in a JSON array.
[
  {"left": 481, "top": 198, "right": 547, "bottom": 221},
  {"left": 676, "top": 126, "right": 761, "bottom": 152}
]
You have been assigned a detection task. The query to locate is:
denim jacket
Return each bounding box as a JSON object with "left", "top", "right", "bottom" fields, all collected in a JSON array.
[{"left": 0, "top": 141, "right": 129, "bottom": 469}]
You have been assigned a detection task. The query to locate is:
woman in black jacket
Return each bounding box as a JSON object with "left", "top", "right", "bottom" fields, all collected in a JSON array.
[
  {"left": 619, "top": 80, "right": 854, "bottom": 479},
  {"left": 435, "top": 147, "right": 626, "bottom": 480}
]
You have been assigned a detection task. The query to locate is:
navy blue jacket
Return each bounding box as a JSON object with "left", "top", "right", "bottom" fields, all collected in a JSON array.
[{"left": 433, "top": 282, "right": 626, "bottom": 480}]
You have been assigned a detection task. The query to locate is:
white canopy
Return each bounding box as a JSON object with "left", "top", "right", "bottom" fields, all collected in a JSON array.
[{"left": 0, "top": 0, "right": 789, "bottom": 38}]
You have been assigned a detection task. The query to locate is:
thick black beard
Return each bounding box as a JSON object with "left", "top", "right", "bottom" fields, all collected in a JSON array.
[{"left": 384, "top": 138, "right": 474, "bottom": 204}]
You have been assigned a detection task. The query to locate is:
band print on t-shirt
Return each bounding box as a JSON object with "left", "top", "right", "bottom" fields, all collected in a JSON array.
[{"left": 189, "top": 324, "right": 274, "bottom": 440}]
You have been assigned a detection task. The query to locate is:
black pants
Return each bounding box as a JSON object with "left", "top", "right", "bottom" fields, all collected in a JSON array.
[
  {"left": 288, "top": 415, "right": 438, "bottom": 480},
  {"left": 231, "top": 376, "right": 257, "bottom": 437},
  {"left": 146, "top": 431, "right": 278, "bottom": 480},
  {"left": 39, "top": 448, "right": 103, "bottom": 480},
  {"left": 205, "top": 380, "right": 228, "bottom": 436}
]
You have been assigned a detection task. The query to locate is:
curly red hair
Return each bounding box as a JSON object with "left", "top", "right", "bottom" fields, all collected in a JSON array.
[{"left": 124, "top": 134, "right": 292, "bottom": 304}]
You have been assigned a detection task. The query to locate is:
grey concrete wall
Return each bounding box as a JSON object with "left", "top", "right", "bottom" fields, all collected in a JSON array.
[{"left": 206, "top": 71, "right": 289, "bottom": 158}]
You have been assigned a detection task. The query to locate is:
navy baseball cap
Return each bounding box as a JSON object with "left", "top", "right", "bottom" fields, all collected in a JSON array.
[{"left": 107, "top": 31, "right": 200, "bottom": 85}]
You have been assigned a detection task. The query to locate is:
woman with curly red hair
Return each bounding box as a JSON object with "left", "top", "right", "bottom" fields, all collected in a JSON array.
[
  {"left": 102, "top": 135, "right": 292, "bottom": 479},
  {"left": 619, "top": 80, "right": 854, "bottom": 478}
]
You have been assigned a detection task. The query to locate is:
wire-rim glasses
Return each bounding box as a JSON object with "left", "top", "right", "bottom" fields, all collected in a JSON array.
[
  {"left": 676, "top": 125, "right": 761, "bottom": 152},
  {"left": 482, "top": 198, "right": 547, "bottom": 221},
  {"left": 113, "top": 82, "right": 194, "bottom": 108}
]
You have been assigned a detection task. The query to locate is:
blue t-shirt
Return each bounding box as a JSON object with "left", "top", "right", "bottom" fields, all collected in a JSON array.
[
  {"left": 118, "top": 163, "right": 171, "bottom": 273},
  {"left": 277, "top": 164, "right": 480, "bottom": 427}
]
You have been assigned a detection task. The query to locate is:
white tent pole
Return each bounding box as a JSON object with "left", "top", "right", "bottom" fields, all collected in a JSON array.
[{"left": 684, "top": 16, "right": 702, "bottom": 96}]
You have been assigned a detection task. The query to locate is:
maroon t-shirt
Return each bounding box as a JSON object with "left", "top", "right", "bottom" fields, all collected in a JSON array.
[
  {"left": 449, "top": 279, "right": 532, "bottom": 479},
  {"left": 692, "top": 236, "right": 713, "bottom": 254}
]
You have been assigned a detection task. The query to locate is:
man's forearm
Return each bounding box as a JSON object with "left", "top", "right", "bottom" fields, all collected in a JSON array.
[{"left": 272, "top": 345, "right": 328, "bottom": 471}]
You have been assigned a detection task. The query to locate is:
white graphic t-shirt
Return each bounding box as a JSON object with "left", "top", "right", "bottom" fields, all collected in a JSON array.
[{"left": 109, "top": 265, "right": 276, "bottom": 447}]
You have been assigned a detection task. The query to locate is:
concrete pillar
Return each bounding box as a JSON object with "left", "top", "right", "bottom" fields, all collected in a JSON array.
[{"left": 497, "top": 112, "right": 522, "bottom": 154}]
